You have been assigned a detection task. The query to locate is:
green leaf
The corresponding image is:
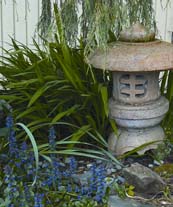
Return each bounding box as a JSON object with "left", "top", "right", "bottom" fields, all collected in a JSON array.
[
  {"left": 28, "top": 86, "right": 48, "bottom": 107},
  {"left": 109, "top": 119, "right": 118, "bottom": 135},
  {"left": 51, "top": 105, "right": 79, "bottom": 123},
  {"left": 42, "top": 149, "right": 107, "bottom": 161},
  {"left": 16, "top": 123, "right": 39, "bottom": 186},
  {"left": 68, "top": 125, "right": 91, "bottom": 149},
  {"left": 17, "top": 106, "right": 43, "bottom": 119},
  {"left": 166, "top": 71, "right": 173, "bottom": 101},
  {"left": 0, "top": 128, "right": 9, "bottom": 137},
  {"left": 119, "top": 140, "right": 162, "bottom": 159},
  {"left": 100, "top": 85, "right": 108, "bottom": 117}
]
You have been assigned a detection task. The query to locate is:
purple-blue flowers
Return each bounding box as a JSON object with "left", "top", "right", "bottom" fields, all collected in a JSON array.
[
  {"left": 6, "top": 116, "right": 18, "bottom": 157},
  {"left": 89, "top": 164, "right": 106, "bottom": 203},
  {"left": 2, "top": 120, "right": 108, "bottom": 206},
  {"left": 48, "top": 126, "right": 56, "bottom": 151},
  {"left": 4, "top": 165, "right": 18, "bottom": 205},
  {"left": 34, "top": 193, "right": 44, "bottom": 207}
]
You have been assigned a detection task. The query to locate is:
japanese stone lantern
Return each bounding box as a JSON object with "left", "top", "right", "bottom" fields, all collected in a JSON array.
[{"left": 88, "top": 23, "right": 173, "bottom": 155}]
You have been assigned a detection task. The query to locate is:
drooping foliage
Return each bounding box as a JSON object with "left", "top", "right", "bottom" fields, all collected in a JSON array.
[{"left": 38, "top": 0, "right": 156, "bottom": 55}]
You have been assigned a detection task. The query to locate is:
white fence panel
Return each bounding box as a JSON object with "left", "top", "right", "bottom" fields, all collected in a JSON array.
[
  {"left": 0, "top": 0, "right": 172, "bottom": 56},
  {"left": 154, "top": 0, "right": 173, "bottom": 42},
  {"left": 15, "top": 0, "right": 27, "bottom": 46},
  {"left": 0, "top": 0, "right": 41, "bottom": 55}
]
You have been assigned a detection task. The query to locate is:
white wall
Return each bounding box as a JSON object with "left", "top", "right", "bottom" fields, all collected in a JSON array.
[
  {"left": 154, "top": 0, "right": 173, "bottom": 42},
  {"left": 0, "top": 0, "right": 41, "bottom": 55},
  {"left": 0, "top": 0, "right": 173, "bottom": 56}
]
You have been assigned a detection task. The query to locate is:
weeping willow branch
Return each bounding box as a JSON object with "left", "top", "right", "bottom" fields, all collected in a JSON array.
[
  {"left": 37, "top": 0, "right": 52, "bottom": 37},
  {"left": 37, "top": 0, "right": 167, "bottom": 55}
]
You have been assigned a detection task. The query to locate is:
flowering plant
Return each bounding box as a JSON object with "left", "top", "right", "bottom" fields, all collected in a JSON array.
[{"left": 0, "top": 117, "right": 109, "bottom": 207}]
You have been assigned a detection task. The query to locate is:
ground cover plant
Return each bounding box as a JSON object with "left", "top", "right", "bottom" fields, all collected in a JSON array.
[{"left": 0, "top": 115, "right": 112, "bottom": 206}]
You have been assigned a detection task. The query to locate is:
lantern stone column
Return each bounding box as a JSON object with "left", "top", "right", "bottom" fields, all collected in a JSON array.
[{"left": 88, "top": 23, "right": 173, "bottom": 155}]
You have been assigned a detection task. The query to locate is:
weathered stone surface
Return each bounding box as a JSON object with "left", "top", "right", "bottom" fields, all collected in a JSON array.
[
  {"left": 109, "top": 195, "right": 155, "bottom": 207},
  {"left": 88, "top": 40, "right": 173, "bottom": 72},
  {"left": 109, "top": 96, "right": 169, "bottom": 128},
  {"left": 112, "top": 72, "right": 160, "bottom": 104},
  {"left": 119, "top": 22, "right": 155, "bottom": 42},
  {"left": 88, "top": 23, "right": 173, "bottom": 72},
  {"left": 122, "top": 163, "right": 166, "bottom": 194},
  {"left": 72, "top": 171, "right": 92, "bottom": 186},
  {"left": 108, "top": 126, "right": 165, "bottom": 155},
  {"left": 88, "top": 23, "right": 171, "bottom": 156}
]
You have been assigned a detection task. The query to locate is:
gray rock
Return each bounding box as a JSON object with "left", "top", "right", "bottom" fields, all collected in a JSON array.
[
  {"left": 116, "top": 175, "right": 125, "bottom": 184},
  {"left": 111, "top": 168, "right": 117, "bottom": 173},
  {"left": 72, "top": 171, "right": 92, "bottom": 186},
  {"left": 87, "top": 163, "right": 93, "bottom": 169},
  {"left": 153, "top": 160, "right": 163, "bottom": 166},
  {"left": 148, "top": 164, "right": 154, "bottom": 168},
  {"left": 107, "top": 168, "right": 112, "bottom": 175},
  {"left": 65, "top": 157, "right": 71, "bottom": 164},
  {"left": 106, "top": 168, "right": 118, "bottom": 176},
  {"left": 96, "top": 159, "right": 103, "bottom": 164},
  {"left": 78, "top": 166, "right": 85, "bottom": 172},
  {"left": 59, "top": 162, "right": 66, "bottom": 167},
  {"left": 123, "top": 163, "right": 166, "bottom": 194},
  {"left": 109, "top": 195, "right": 155, "bottom": 207},
  {"left": 78, "top": 160, "right": 85, "bottom": 164}
]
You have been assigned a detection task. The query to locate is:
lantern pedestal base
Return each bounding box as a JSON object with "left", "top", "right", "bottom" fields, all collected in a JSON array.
[{"left": 108, "top": 125, "right": 165, "bottom": 155}]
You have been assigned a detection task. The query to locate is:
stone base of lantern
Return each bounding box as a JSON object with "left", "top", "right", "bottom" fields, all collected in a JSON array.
[
  {"left": 108, "top": 126, "right": 165, "bottom": 155},
  {"left": 108, "top": 96, "right": 169, "bottom": 155}
]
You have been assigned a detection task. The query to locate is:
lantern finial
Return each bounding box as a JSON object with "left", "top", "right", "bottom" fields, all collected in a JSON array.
[{"left": 119, "top": 22, "right": 155, "bottom": 42}]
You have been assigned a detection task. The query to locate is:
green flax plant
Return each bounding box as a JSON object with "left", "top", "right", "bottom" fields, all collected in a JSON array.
[
  {"left": 161, "top": 71, "right": 173, "bottom": 139},
  {"left": 0, "top": 5, "right": 117, "bottom": 155}
]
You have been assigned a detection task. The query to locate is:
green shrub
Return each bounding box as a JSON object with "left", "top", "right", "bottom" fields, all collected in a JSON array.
[
  {"left": 0, "top": 22, "right": 116, "bottom": 146},
  {"left": 161, "top": 71, "right": 173, "bottom": 139}
]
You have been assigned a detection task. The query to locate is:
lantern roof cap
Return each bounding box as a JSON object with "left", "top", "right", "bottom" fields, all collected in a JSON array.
[
  {"left": 119, "top": 22, "right": 155, "bottom": 42},
  {"left": 88, "top": 23, "right": 173, "bottom": 72}
]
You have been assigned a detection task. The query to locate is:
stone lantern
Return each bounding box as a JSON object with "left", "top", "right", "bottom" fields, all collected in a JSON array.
[{"left": 88, "top": 23, "right": 173, "bottom": 155}]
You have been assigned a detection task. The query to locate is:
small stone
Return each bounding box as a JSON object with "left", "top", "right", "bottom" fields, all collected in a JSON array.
[
  {"left": 87, "top": 163, "right": 93, "bottom": 169},
  {"left": 78, "top": 166, "right": 85, "bottom": 172},
  {"left": 123, "top": 163, "right": 166, "bottom": 194},
  {"left": 59, "top": 162, "right": 66, "bottom": 167},
  {"left": 65, "top": 157, "right": 71, "bottom": 164},
  {"left": 96, "top": 160, "right": 102, "bottom": 164},
  {"left": 105, "top": 162, "right": 114, "bottom": 169},
  {"left": 78, "top": 160, "right": 85, "bottom": 164},
  {"left": 107, "top": 168, "right": 112, "bottom": 175},
  {"left": 109, "top": 195, "right": 154, "bottom": 207},
  {"left": 153, "top": 160, "right": 162, "bottom": 166},
  {"left": 111, "top": 168, "right": 117, "bottom": 173},
  {"left": 58, "top": 186, "right": 66, "bottom": 191},
  {"left": 72, "top": 171, "right": 92, "bottom": 186},
  {"left": 126, "top": 157, "right": 134, "bottom": 164},
  {"left": 106, "top": 167, "right": 117, "bottom": 176},
  {"left": 148, "top": 164, "right": 154, "bottom": 168},
  {"left": 117, "top": 175, "right": 125, "bottom": 184}
]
